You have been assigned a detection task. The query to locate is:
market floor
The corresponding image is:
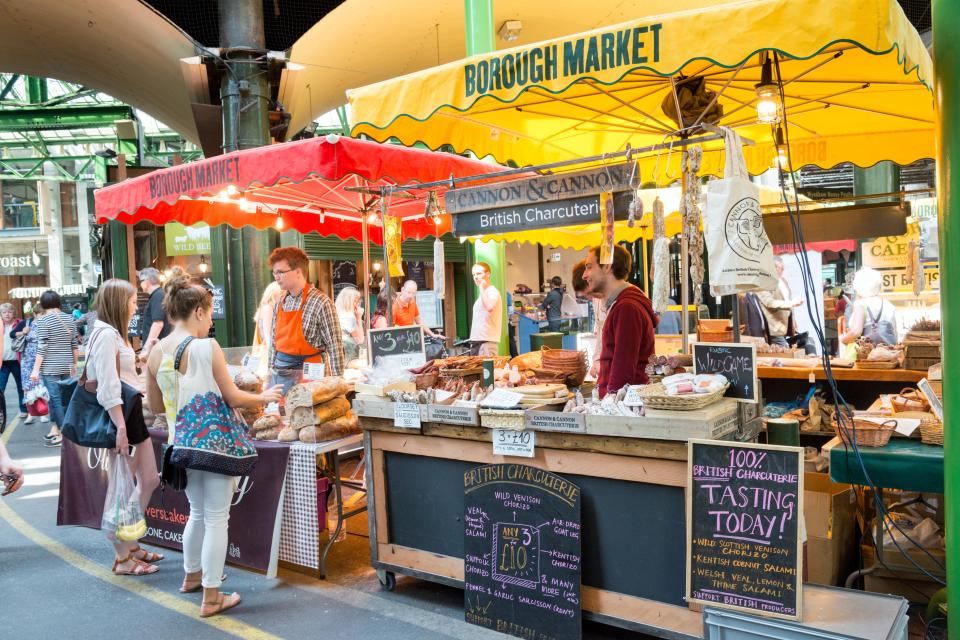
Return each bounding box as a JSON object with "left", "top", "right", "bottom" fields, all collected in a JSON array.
[{"left": 0, "top": 382, "right": 652, "bottom": 640}]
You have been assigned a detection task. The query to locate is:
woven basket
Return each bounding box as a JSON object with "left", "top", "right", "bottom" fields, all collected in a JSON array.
[
  {"left": 541, "top": 347, "right": 587, "bottom": 386},
  {"left": 920, "top": 418, "right": 944, "bottom": 446},
  {"left": 832, "top": 416, "right": 896, "bottom": 447},
  {"left": 890, "top": 388, "right": 930, "bottom": 414},
  {"left": 639, "top": 382, "right": 729, "bottom": 411},
  {"left": 413, "top": 370, "right": 439, "bottom": 390},
  {"left": 479, "top": 409, "right": 526, "bottom": 430}
]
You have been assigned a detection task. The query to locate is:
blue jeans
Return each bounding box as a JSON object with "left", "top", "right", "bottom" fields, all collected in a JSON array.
[
  {"left": 0, "top": 360, "right": 25, "bottom": 413},
  {"left": 41, "top": 373, "right": 70, "bottom": 428}
]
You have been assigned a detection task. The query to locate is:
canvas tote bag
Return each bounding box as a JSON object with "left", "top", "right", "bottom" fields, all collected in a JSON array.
[{"left": 704, "top": 127, "right": 779, "bottom": 296}]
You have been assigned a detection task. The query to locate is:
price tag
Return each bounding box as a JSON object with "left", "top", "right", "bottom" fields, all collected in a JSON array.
[
  {"left": 303, "top": 362, "right": 326, "bottom": 381},
  {"left": 394, "top": 402, "right": 422, "bottom": 429},
  {"left": 492, "top": 429, "right": 535, "bottom": 457},
  {"left": 481, "top": 388, "right": 524, "bottom": 409},
  {"left": 623, "top": 386, "right": 644, "bottom": 407}
]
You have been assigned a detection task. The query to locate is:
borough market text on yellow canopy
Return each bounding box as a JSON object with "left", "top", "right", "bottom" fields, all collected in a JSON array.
[{"left": 348, "top": 0, "right": 933, "bottom": 181}]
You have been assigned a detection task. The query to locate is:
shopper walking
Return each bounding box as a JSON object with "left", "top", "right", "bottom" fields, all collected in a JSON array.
[
  {"left": 468, "top": 262, "right": 502, "bottom": 356},
  {"left": 13, "top": 307, "right": 43, "bottom": 424},
  {"left": 335, "top": 286, "right": 365, "bottom": 362},
  {"left": 29, "top": 291, "right": 79, "bottom": 446},
  {"left": 85, "top": 279, "right": 161, "bottom": 575},
  {"left": 0, "top": 303, "right": 26, "bottom": 418},
  {"left": 145, "top": 275, "right": 282, "bottom": 617},
  {"left": 268, "top": 247, "right": 345, "bottom": 393}
]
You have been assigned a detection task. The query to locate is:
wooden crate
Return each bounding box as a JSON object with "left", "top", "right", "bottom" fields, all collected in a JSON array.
[
  {"left": 904, "top": 342, "right": 941, "bottom": 359},
  {"left": 585, "top": 399, "right": 739, "bottom": 441},
  {"left": 905, "top": 356, "right": 941, "bottom": 372},
  {"left": 353, "top": 394, "right": 428, "bottom": 421}
]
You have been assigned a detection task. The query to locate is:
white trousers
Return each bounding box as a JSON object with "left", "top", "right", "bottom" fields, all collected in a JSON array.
[{"left": 183, "top": 469, "right": 236, "bottom": 588}]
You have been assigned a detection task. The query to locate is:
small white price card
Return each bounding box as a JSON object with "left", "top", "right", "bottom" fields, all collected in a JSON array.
[
  {"left": 394, "top": 402, "right": 422, "bottom": 429},
  {"left": 492, "top": 429, "right": 535, "bottom": 458},
  {"left": 303, "top": 362, "right": 326, "bottom": 380},
  {"left": 480, "top": 388, "right": 524, "bottom": 409},
  {"left": 623, "top": 386, "right": 644, "bottom": 407},
  {"left": 243, "top": 355, "right": 260, "bottom": 373}
]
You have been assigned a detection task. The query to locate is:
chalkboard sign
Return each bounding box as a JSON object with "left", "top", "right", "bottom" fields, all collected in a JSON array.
[
  {"left": 693, "top": 342, "right": 758, "bottom": 403},
  {"left": 686, "top": 440, "right": 804, "bottom": 621},
  {"left": 464, "top": 463, "right": 581, "bottom": 640},
  {"left": 416, "top": 290, "right": 443, "bottom": 329},
  {"left": 209, "top": 284, "right": 225, "bottom": 321},
  {"left": 369, "top": 326, "right": 426, "bottom": 368}
]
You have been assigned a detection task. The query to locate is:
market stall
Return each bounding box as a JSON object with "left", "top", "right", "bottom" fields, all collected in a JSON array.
[{"left": 343, "top": 0, "right": 938, "bottom": 637}]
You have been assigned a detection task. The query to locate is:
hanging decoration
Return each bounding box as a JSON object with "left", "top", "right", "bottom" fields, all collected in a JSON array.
[
  {"left": 384, "top": 214, "right": 405, "bottom": 277},
  {"left": 599, "top": 191, "right": 616, "bottom": 264},
  {"left": 433, "top": 237, "right": 446, "bottom": 300},
  {"left": 652, "top": 196, "right": 670, "bottom": 314},
  {"left": 682, "top": 146, "right": 705, "bottom": 305}
]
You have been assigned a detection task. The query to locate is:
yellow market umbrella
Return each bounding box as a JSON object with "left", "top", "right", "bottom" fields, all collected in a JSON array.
[{"left": 348, "top": 0, "right": 932, "bottom": 181}]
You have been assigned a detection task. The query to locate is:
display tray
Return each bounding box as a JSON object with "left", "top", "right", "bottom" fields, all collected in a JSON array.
[
  {"left": 585, "top": 399, "right": 740, "bottom": 441},
  {"left": 354, "top": 381, "right": 417, "bottom": 397},
  {"left": 855, "top": 360, "right": 900, "bottom": 370},
  {"left": 352, "top": 394, "right": 428, "bottom": 421}
]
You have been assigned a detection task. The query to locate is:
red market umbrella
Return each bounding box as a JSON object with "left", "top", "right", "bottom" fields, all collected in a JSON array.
[{"left": 94, "top": 134, "right": 502, "bottom": 243}]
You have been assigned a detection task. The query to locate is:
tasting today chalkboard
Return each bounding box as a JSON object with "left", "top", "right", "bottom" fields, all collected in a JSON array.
[
  {"left": 686, "top": 439, "right": 804, "bottom": 621},
  {"left": 464, "top": 463, "right": 582, "bottom": 640},
  {"left": 368, "top": 326, "right": 425, "bottom": 368},
  {"left": 693, "top": 342, "right": 758, "bottom": 403}
]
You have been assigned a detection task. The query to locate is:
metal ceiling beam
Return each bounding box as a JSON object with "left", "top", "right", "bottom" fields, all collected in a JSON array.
[
  {"left": 0, "top": 105, "right": 135, "bottom": 132},
  {"left": 0, "top": 75, "right": 20, "bottom": 100}
]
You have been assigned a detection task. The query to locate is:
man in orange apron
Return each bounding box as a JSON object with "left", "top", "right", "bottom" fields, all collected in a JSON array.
[{"left": 268, "top": 247, "right": 345, "bottom": 394}]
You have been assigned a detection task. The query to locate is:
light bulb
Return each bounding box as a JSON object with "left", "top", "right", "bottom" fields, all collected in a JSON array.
[
  {"left": 226, "top": 184, "right": 239, "bottom": 196},
  {"left": 773, "top": 148, "right": 788, "bottom": 170},
  {"left": 373, "top": 261, "right": 382, "bottom": 272},
  {"left": 163, "top": 268, "right": 173, "bottom": 278},
  {"left": 275, "top": 216, "right": 284, "bottom": 231},
  {"left": 367, "top": 212, "right": 379, "bottom": 224},
  {"left": 756, "top": 94, "right": 779, "bottom": 124},
  {"left": 198, "top": 261, "right": 208, "bottom": 274}
]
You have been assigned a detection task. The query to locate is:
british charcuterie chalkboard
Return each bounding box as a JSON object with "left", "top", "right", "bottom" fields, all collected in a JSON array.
[
  {"left": 369, "top": 326, "right": 425, "bottom": 368},
  {"left": 693, "top": 342, "right": 758, "bottom": 403},
  {"left": 686, "top": 439, "right": 804, "bottom": 621},
  {"left": 464, "top": 463, "right": 581, "bottom": 640}
]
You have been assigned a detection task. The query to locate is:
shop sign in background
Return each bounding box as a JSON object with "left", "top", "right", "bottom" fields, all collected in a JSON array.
[
  {"left": 860, "top": 231, "right": 918, "bottom": 269},
  {"left": 0, "top": 251, "right": 46, "bottom": 276},
  {"left": 165, "top": 222, "right": 211, "bottom": 256},
  {"left": 879, "top": 267, "right": 939, "bottom": 293}
]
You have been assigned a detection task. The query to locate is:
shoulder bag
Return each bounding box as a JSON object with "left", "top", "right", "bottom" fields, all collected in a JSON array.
[
  {"left": 170, "top": 339, "right": 259, "bottom": 477},
  {"left": 60, "top": 328, "right": 144, "bottom": 449},
  {"left": 159, "top": 337, "right": 193, "bottom": 492},
  {"left": 10, "top": 320, "right": 27, "bottom": 353}
]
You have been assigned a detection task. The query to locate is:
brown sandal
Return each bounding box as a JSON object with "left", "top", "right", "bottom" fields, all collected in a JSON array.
[
  {"left": 200, "top": 592, "right": 241, "bottom": 618},
  {"left": 112, "top": 553, "right": 159, "bottom": 576},
  {"left": 131, "top": 545, "right": 165, "bottom": 563},
  {"left": 181, "top": 571, "right": 227, "bottom": 593}
]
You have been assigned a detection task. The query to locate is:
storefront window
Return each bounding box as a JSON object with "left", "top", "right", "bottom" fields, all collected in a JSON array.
[{"left": 1, "top": 181, "right": 39, "bottom": 229}]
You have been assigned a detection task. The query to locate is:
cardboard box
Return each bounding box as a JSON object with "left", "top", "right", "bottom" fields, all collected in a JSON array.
[{"left": 804, "top": 471, "right": 857, "bottom": 586}]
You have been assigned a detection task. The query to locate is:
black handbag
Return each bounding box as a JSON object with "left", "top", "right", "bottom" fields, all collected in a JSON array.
[
  {"left": 60, "top": 328, "right": 143, "bottom": 450},
  {"left": 158, "top": 337, "right": 194, "bottom": 492}
]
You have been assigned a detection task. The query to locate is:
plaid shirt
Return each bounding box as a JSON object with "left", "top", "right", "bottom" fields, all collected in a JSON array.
[{"left": 269, "top": 286, "right": 345, "bottom": 376}]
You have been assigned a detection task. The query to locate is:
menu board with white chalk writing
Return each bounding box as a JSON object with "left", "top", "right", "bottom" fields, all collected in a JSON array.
[
  {"left": 686, "top": 439, "right": 804, "bottom": 621},
  {"left": 464, "top": 463, "right": 581, "bottom": 640}
]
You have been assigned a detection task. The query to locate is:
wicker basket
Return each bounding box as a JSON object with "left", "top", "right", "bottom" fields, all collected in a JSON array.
[
  {"left": 413, "top": 370, "right": 439, "bottom": 390},
  {"left": 479, "top": 409, "right": 526, "bottom": 430},
  {"left": 920, "top": 418, "right": 944, "bottom": 446},
  {"left": 540, "top": 348, "right": 588, "bottom": 386},
  {"left": 697, "top": 320, "right": 745, "bottom": 343},
  {"left": 890, "top": 388, "right": 930, "bottom": 414},
  {"left": 639, "top": 382, "right": 729, "bottom": 411},
  {"left": 832, "top": 416, "right": 896, "bottom": 447}
]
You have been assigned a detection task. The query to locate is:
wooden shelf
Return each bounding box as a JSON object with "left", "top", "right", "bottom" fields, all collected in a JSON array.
[{"left": 758, "top": 366, "right": 925, "bottom": 383}]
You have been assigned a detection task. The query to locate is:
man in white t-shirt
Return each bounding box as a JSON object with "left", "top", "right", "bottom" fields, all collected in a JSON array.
[{"left": 469, "top": 262, "right": 502, "bottom": 356}]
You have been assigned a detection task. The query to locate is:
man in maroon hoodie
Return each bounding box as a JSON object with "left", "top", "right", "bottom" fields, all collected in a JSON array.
[{"left": 582, "top": 244, "right": 658, "bottom": 398}]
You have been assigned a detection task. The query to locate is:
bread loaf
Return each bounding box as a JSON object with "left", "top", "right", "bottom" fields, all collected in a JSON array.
[
  {"left": 277, "top": 426, "right": 300, "bottom": 442},
  {"left": 300, "top": 412, "right": 359, "bottom": 443},
  {"left": 233, "top": 370, "right": 263, "bottom": 393},
  {"left": 253, "top": 427, "right": 281, "bottom": 441},
  {"left": 251, "top": 414, "right": 281, "bottom": 433},
  {"left": 286, "top": 377, "right": 349, "bottom": 410},
  {"left": 290, "top": 396, "right": 350, "bottom": 430}
]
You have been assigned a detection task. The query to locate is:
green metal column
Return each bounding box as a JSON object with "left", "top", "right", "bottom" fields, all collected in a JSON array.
[
  {"left": 464, "top": 0, "right": 509, "bottom": 352},
  {"left": 26, "top": 77, "right": 47, "bottom": 104},
  {"left": 933, "top": 2, "right": 958, "bottom": 634},
  {"left": 108, "top": 221, "right": 129, "bottom": 281},
  {"left": 218, "top": 0, "right": 276, "bottom": 346},
  {"left": 853, "top": 161, "right": 900, "bottom": 201}
]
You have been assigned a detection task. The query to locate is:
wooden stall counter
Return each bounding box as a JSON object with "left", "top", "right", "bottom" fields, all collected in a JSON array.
[
  {"left": 359, "top": 411, "right": 707, "bottom": 639},
  {"left": 758, "top": 365, "right": 925, "bottom": 384}
]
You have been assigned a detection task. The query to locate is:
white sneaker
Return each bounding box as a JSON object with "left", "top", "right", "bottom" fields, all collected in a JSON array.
[
  {"left": 23, "top": 415, "right": 35, "bottom": 424},
  {"left": 40, "top": 416, "right": 50, "bottom": 423}
]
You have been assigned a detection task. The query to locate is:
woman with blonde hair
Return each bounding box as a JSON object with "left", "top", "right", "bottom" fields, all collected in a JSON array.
[
  {"left": 86, "top": 278, "right": 161, "bottom": 575},
  {"left": 335, "top": 287, "right": 364, "bottom": 361},
  {"left": 146, "top": 275, "right": 282, "bottom": 617},
  {"left": 841, "top": 267, "right": 898, "bottom": 347}
]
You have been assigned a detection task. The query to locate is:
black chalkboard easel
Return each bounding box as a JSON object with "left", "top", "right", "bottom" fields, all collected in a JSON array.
[
  {"left": 369, "top": 326, "right": 426, "bottom": 368},
  {"left": 686, "top": 439, "right": 804, "bottom": 621},
  {"left": 464, "top": 463, "right": 582, "bottom": 640},
  {"left": 693, "top": 342, "right": 758, "bottom": 403}
]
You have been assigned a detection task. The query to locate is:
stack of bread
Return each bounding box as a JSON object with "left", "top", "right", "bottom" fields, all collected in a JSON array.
[
  {"left": 278, "top": 377, "right": 358, "bottom": 443},
  {"left": 234, "top": 370, "right": 264, "bottom": 426}
]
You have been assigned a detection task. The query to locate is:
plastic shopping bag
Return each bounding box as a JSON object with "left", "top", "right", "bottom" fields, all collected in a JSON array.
[
  {"left": 704, "top": 127, "right": 778, "bottom": 296},
  {"left": 101, "top": 454, "right": 147, "bottom": 542}
]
